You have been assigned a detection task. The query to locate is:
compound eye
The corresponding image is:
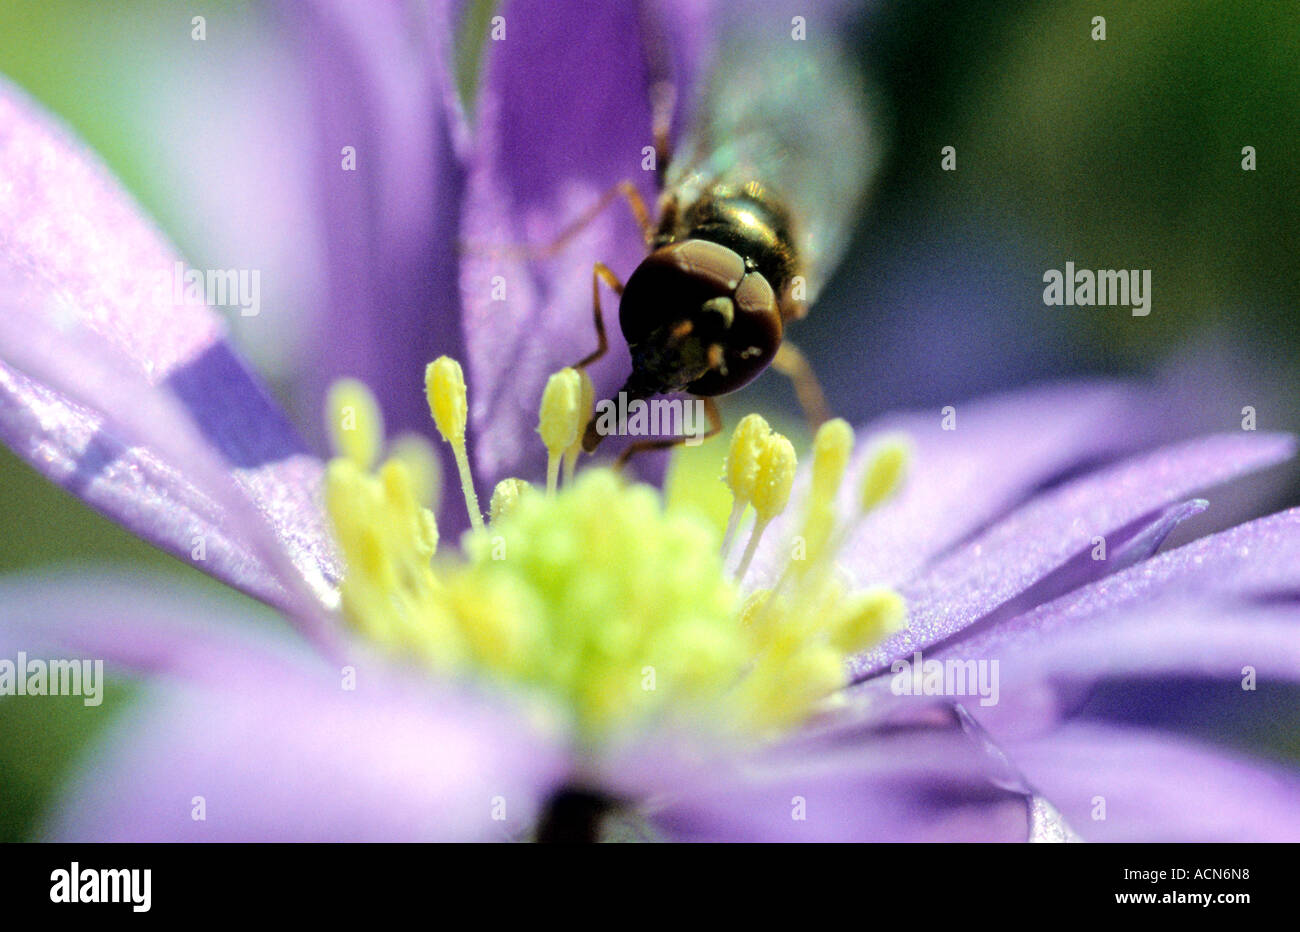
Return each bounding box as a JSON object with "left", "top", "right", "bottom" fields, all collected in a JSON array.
[
  {"left": 688, "top": 268, "right": 782, "bottom": 397},
  {"left": 734, "top": 270, "right": 776, "bottom": 320},
  {"left": 618, "top": 239, "right": 782, "bottom": 397},
  {"left": 619, "top": 241, "right": 746, "bottom": 345},
  {"left": 664, "top": 239, "right": 747, "bottom": 292}
]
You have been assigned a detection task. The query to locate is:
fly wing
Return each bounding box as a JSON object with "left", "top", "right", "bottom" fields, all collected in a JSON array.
[{"left": 666, "top": 30, "right": 881, "bottom": 307}]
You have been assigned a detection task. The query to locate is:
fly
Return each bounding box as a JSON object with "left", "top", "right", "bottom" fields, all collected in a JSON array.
[{"left": 493, "top": 23, "right": 878, "bottom": 462}]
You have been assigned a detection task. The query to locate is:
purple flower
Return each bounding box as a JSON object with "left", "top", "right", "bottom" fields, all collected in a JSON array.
[{"left": 1, "top": 1, "right": 1299, "bottom": 842}]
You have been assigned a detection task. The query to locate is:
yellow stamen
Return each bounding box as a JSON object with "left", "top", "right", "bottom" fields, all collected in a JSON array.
[
  {"left": 735, "top": 430, "right": 796, "bottom": 580},
  {"left": 379, "top": 458, "right": 439, "bottom": 559},
  {"left": 489, "top": 477, "right": 533, "bottom": 523},
  {"left": 750, "top": 432, "right": 798, "bottom": 522},
  {"left": 323, "top": 365, "right": 914, "bottom": 746},
  {"left": 859, "top": 435, "right": 910, "bottom": 514},
  {"left": 809, "top": 418, "right": 854, "bottom": 503},
  {"left": 387, "top": 432, "right": 443, "bottom": 508},
  {"left": 324, "top": 452, "right": 443, "bottom": 650},
  {"left": 721, "top": 413, "right": 770, "bottom": 555},
  {"left": 537, "top": 367, "right": 583, "bottom": 495},
  {"left": 829, "top": 587, "right": 906, "bottom": 653},
  {"left": 325, "top": 378, "right": 383, "bottom": 470},
  {"left": 562, "top": 369, "right": 595, "bottom": 487},
  {"left": 799, "top": 418, "right": 854, "bottom": 570},
  {"left": 426, "top": 356, "right": 484, "bottom": 529}
]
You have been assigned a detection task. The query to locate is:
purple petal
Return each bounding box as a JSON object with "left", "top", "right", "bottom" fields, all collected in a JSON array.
[
  {"left": 852, "top": 431, "right": 1296, "bottom": 679},
  {"left": 461, "top": 0, "right": 715, "bottom": 483},
  {"left": 46, "top": 675, "right": 566, "bottom": 842},
  {"left": 841, "top": 381, "right": 1151, "bottom": 585},
  {"left": 0, "top": 569, "right": 327, "bottom": 686},
  {"left": 938, "top": 507, "right": 1300, "bottom": 735},
  {"left": 283, "top": 1, "right": 471, "bottom": 522},
  {"left": 1005, "top": 724, "right": 1300, "bottom": 841},
  {"left": 0, "top": 79, "right": 338, "bottom": 633},
  {"left": 2, "top": 573, "right": 567, "bottom": 841},
  {"left": 0, "top": 275, "right": 339, "bottom": 645},
  {"left": 965, "top": 504, "right": 1300, "bottom": 652},
  {"left": 0, "top": 80, "right": 215, "bottom": 376},
  {"left": 639, "top": 728, "right": 1028, "bottom": 842},
  {"left": 933, "top": 498, "right": 1210, "bottom": 640},
  {"left": 986, "top": 599, "right": 1300, "bottom": 738},
  {"left": 748, "top": 381, "right": 1150, "bottom": 588}
]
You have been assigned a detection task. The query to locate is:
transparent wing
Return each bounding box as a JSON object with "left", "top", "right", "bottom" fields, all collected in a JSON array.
[{"left": 667, "top": 29, "right": 881, "bottom": 306}]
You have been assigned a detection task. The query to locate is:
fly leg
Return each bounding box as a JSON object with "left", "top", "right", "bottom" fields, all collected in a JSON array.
[
  {"left": 615, "top": 396, "right": 722, "bottom": 467},
  {"left": 772, "top": 342, "right": 831, "bottom": 429},
  {"left": 547, "top": 181, "right": 656, "bottom": 254},
  {"left": 573, "top": 262, "right": 624, "bottom": 369},
  {"left": 461, "top": 180, "right": 656, "bottom": 259}
]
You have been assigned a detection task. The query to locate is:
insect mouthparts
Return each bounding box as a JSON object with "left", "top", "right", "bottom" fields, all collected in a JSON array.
[{"left": 581, "top": 380, "right": 653, "bottom": 454}]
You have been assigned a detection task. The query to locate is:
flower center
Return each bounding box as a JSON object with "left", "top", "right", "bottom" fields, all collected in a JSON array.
[{"left": 322, "top": 358, "right": 910, "bottom": 747}]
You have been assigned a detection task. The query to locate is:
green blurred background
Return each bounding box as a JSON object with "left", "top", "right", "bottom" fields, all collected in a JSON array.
[{"left": 0, "top": 0, "right": 1297, "bottom": 839}]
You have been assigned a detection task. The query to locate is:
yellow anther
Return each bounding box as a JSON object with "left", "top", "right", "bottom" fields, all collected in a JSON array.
[
  {"left": 735, "top": 430, "right": 797, "bottom": 580},
  {"left": 829, "top": 587, "right": 906, "bottom": 653},
  {"left": 733, "top": 635, "right": 845, "bottom": 731},
  {"left": 426, "top": 356, "right": 468, "bottom": 444},
  {"left": 387, "top": 432, "right": 443, "bottom": 508},
  {"left": 379, "top": 458, "right": 415, "bottom": 512},
  {"left": 724, "top": 413, "right": 769, "bottom": 504},
  {"left": 322, "top": 362, "right": 917, "bottom": 745},
  {"left": 790, "top": 418, "right": 855, "bottom": 571},
  {"left": 489, "top": 477, "right": 534, "bottom": 524},
  {"left": 562, "top": 369, "right": 595, "bottom": 487},
  {"left": 379, "top": 458, "right": 438, "bottom": 558},
  {"left": 751, "top": 432, "right": 797, "bottom": 522},
  {"left": 795, "top": 505, "right": 836, "bottom": 576},
  {"left": 440, "top": 573, "right": 543, "bottom": 676},
  {"left": 858, "top": 435, "right": 910, "bottom": 514},
  {"left": 538, "top": 367, "right": 582, "bottom": 452},
  {"left": 426, "top": 356, "right": 484, "bottom": 529},
  {"left": 323, "top": 457, "right": 369, "bottom": 545},
  {"left": 809, "top": 418, "right": 854, "bottom": 505},
  {"left": 415, "top": 508, "right": 440, "bottom": 558},
  {"left": 720, "top": 413, "right": 771, "bottom": 554},
  {"left": 537, "top": 367, "right": 583, "bottom": 495},
  {"left": 738, "top": 587, "right": 769, "bottom": 619},
  {"left": 780, "top": 646, "right": 847, "bottom": 711},
  {"left": 325, "top": 458, "right": 391, "bottom": 587},
  {"left": 325, "top": 378, "right": 384, "bottom": 470}
]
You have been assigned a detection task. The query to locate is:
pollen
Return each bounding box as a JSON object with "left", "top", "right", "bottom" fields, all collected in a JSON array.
[
  {"left": 537, "top": 366, "right": 584, "bottom": 495},
  {"left": 325, "top": 378, "right": 384, "bottom": 471},
  {"left": 426, "top": 356, "right": 484, "bottom": 529},
  {"left": 322, "top": 359, "right": 910, "bottom": 747},
  {"left": 720, "top": 412, "right": 771, "bottom": 554},
  {"left": 386, "top": 433, "right": 442, "bottom": 509},
  {"left": 733, "top": 428, "right": 796, "bottom": 580},
  {"left": 810, "top": 418, "right": 854, "bottom": 503},
  {"left": 426, "top": 356, "right": 468, "bottom": 444},
  {"left": 489, "top": 477, "right": 533, "bottom": 523},
  {"left": 858, "top": 435, "right": 910, "bottom": 514},
  {"left": 799, "top": 418, "right": 854, "bottom": 569},
  {"left": 562, "top": 368, "right": 594, "bottom": 486}
]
